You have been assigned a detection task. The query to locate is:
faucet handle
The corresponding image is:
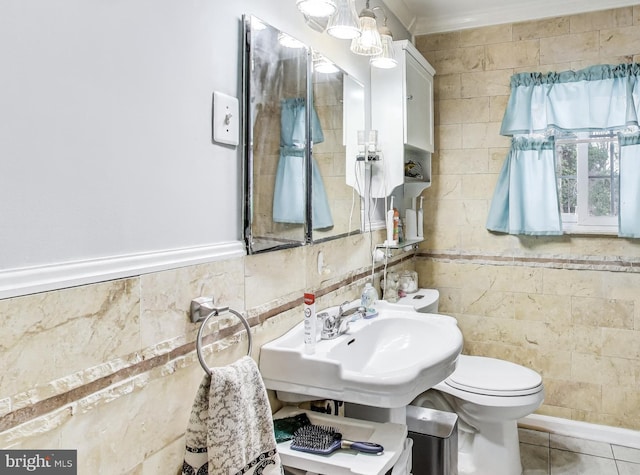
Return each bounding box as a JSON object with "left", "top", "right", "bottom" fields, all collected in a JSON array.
[
  {"left": 338, "top": 317, "right": 351, "bottom": 335},
  {"left": 317, "top": 311, "right": 330, "bottom": 325},
  {"left": 318, "top": 310, "right": 336, "bottom": 339}
]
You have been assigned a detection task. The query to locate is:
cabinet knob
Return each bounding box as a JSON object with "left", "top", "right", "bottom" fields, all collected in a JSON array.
[{"left": 407, "top": 94, "right": 414, "bottom": 101}]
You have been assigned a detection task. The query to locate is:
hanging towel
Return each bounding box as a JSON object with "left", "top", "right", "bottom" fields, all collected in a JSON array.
[
  {"left": 272, "top": 97, "right": 333, "bottom": 230},
  {"left": 182, "top": 356, "right": 283, "bottom": 475}
]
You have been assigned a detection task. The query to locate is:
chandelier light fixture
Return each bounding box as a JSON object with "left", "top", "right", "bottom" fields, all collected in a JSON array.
[
  {"left": 296, "top": 0, "right": 337, "bottom": 18},
  {"left": 349, "top": 0, "right": 382, "bottom": 56},
  {"left": 296, "top": 0, "right": 396, "bottom": 67},
  {"left": 369, "top": 10, "right": 397, "bottom": 68},
  {"left": 326, "top": 0, "right": 361, "bottom": 40}
]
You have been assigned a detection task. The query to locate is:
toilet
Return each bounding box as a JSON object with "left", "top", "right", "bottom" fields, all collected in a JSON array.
[{"left": 396, "top": 289, "right": 545, "bottom": 475}]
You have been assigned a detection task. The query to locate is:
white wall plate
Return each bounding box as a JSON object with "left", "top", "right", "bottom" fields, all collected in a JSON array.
[{"left": 212, "top": 91, "right": 239, "bottom": 146}]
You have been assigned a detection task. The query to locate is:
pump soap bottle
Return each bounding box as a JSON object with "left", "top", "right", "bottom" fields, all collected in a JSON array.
[{"left": 360, "top": 282, "right": 379, "bottom": 318}]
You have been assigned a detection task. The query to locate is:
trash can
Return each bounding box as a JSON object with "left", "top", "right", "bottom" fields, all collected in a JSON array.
[{"left": 406, "top": 405, "right": 458, "bottom": 475}]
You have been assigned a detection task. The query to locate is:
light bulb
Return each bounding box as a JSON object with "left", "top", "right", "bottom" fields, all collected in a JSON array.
[
  {"left": 350, "top": 10, "right": 382, "bottom": 56},
  {"left": 327, "top": 0, "right": 361, "bottom": 40},
  {"left": 296, "top": 0, "right": 337, "bottom": 18},
  {"left": 370, "top": 32, "right": 397, "bottom": 69}
]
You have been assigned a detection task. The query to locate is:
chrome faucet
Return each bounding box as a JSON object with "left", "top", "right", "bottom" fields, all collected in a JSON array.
[{"left": 317, "top": 300, "right": 365, "bottom": 340}]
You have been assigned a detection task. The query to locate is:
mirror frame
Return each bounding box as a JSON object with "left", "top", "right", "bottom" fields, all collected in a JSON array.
[{"left": 242, "top": 14, "right": 363, "bottom": 254}]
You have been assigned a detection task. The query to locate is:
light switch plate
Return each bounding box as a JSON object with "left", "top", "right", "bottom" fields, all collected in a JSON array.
[{"left": 212, "top": 91, "right": 239, "bottom": 146}]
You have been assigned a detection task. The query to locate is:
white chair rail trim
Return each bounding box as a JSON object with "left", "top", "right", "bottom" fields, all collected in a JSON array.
[{"left": 0, "top": 241, "right": 245, "bottom": 300}]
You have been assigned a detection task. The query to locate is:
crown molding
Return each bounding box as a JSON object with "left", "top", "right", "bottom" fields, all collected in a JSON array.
[{"left": 383, "top": 0, "right": 639, "bottom": 35}]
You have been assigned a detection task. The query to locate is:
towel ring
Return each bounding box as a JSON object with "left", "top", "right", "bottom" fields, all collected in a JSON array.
[{"left": 196, "top": 307, "right": 253, "bottom": 376}]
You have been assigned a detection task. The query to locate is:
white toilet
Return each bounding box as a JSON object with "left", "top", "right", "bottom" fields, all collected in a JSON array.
[{"left": 396, "top": 289, "right": 545, "bottom": 475}]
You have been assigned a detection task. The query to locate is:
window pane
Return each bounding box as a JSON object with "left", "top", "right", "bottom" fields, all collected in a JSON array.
[
  {"left": 560, "top": 177, "right": 577, "bottom": 213},
  {"left": 587, "top": 137, "right": 618, "bottom": 219},
  {"left": 557, "top": 143, "right": 577, "bottom": 175},
  {"left": 588, "top": 178, "right": 612, "bottom": 216},
  {"left": 557, "top": 143, "right": 577, "bottom": 214},
  {"left": 588, "top": 142, "right": 612, "bottom": 175},
  {"left": 588, "top": 177, "right": 619, "bottom": 217}
]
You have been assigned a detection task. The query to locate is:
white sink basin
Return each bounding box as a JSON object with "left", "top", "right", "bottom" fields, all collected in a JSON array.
[{"left": 259, "top": 302, "right": 463, "bottom": 408}]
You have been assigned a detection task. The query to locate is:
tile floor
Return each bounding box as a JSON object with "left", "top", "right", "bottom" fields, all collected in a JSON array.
[{"left": 519, "top": 428, "right": 640, "bottom": 475}]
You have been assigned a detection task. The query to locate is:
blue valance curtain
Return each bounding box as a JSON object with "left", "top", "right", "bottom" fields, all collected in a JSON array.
[
  {"left": 501, "top": 63, "right": 640, "bottom": 135},
  {"left": 487, "top": 63, "right": 640, "bottom": 237}
]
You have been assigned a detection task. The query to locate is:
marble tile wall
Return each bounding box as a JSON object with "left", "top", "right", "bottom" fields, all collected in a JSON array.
[
  {"left": 0, "top": 230, "right": 413, "bottom": 472},
  {"left": 415, "top": 5, "right": 640, "bottom": 431}
]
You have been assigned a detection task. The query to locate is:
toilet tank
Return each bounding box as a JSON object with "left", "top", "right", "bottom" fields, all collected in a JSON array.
[{"left": 395, "top": 288, "right": 440, "bottom": 313}]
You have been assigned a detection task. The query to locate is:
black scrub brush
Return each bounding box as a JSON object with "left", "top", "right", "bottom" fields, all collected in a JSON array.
[{"left": 291, "top": 424, "right": 384, "bottom": 456}]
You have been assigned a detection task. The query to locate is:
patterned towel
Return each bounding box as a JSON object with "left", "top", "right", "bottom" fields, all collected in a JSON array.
[{"left": 182, "top": 356, "right": 283, "bottom": 475}]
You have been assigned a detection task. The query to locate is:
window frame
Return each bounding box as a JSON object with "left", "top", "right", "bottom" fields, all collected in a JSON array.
[{"left": 555, "top": 132, "right": 619, "bottom": 235}]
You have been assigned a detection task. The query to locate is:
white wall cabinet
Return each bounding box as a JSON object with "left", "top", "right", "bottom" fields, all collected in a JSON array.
[
  {"left": 405, "top": 50, "right": 434, "bottom": 152},
  {"left": 370, "top": 40, "right": 435, "bottom": 199}
]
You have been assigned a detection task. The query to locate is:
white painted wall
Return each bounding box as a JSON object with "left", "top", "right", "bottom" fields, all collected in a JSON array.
[{"left": 0, "top": 0, "right": 407, "bottom": 298}]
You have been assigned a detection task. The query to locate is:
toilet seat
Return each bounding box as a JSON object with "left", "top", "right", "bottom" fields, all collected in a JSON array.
[{"left": 445, "top": 355, "right": 543, "bottom": 397}]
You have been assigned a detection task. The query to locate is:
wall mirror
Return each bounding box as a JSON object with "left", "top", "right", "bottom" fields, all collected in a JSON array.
[{"left": 243, "top": 15, "right": 364, "bottom": 254}]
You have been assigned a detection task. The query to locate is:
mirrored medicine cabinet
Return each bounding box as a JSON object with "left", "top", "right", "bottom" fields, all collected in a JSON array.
[{"left": 242, "top": 15, "right": 365, "bottom": 254}]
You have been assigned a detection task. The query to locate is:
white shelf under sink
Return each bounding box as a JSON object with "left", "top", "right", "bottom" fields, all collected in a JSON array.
[{"left": 274, "top": 407, "right": 407, "bottom": 475}]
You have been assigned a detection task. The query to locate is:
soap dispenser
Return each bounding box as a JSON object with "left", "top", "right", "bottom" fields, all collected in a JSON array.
[{"left": 360, "top": 282, "right": 379, "bottom": 318}]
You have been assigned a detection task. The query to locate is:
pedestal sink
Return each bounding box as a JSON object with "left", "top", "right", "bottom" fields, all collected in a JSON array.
[{"left": 259, "top": 302, "right": 463, "bottom": 408}]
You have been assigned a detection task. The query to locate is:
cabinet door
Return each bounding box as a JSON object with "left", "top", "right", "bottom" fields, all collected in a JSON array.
[{"left": 405, "top": 52, "right": 434, "bottom": 152}]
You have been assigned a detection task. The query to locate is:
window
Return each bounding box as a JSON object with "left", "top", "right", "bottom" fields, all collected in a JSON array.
[
  {"left": 487, "top": 64, "right": 640, "bottom": 238},
  {"left": 556, "top": 131, "right": 620, "bottom": 234}
]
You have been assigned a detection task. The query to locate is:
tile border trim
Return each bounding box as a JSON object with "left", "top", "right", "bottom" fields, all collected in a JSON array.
[{"left": 417, "top": 250, "right": 640, "bottom": 273}]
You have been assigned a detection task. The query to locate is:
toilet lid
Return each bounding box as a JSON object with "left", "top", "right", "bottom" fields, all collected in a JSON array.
[{"left": 445, "top": 355, "right": 543, "bottom": 397}]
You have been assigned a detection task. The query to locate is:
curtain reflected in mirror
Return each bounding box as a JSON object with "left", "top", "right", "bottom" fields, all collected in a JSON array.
[{"left": 243, "top": 15, "right": 363, "bottom": 254}]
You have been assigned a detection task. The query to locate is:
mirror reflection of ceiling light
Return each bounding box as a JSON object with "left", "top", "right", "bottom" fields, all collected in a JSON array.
[
  {"left": 296, "top": 0, "right": 337, "bottom": 18},
  {"left": 278, "top": 32, "right": 306, "bottom": 49},
  {"left": 313, "top": 53, "right": 340, "bottom": 73}
]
